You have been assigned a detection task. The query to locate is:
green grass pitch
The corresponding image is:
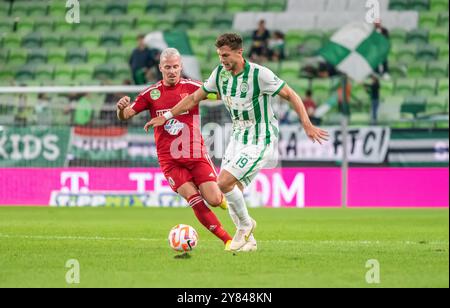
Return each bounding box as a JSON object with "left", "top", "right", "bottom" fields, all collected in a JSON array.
[{"left": 0, "top": 207, "right": 448, "bottom": 288}]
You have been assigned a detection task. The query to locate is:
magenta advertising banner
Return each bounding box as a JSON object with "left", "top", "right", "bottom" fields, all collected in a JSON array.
[{"left": 0, "top": 168, "right": 448, "bottom": 208}]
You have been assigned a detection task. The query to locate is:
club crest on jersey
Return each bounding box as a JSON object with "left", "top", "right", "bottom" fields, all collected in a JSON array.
[
  {"left": 150, "top": 89, "right": 161, "bottom": 100},
  {"left": 164, "top": 119, "right": 184, "bottom": 136},
  {"left": 240, "top": 82, "right": 249, "bottom": 93}
]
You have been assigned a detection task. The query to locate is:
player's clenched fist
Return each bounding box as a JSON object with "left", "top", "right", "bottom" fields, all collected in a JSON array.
[{"left": 117, "top": 96, "right": 130, "bottom": 110}]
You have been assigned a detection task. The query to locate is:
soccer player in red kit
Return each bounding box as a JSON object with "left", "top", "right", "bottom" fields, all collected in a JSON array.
[{"left": 116, "top": 48, "right": 232, "bottom": 249}]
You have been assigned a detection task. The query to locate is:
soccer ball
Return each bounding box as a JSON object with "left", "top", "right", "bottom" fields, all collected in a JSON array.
[{"left": 168, "top": 224, "right": 199, "bottom": 252}]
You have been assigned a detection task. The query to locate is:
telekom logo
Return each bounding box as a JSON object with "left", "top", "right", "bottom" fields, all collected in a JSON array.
[{"left": 60, "top": 172, "right": 89, "bottom": 194}]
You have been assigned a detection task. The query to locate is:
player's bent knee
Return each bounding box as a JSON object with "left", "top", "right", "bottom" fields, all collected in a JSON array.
[{"left": 206, "top": 194, "right": 223, "bottom": 207}]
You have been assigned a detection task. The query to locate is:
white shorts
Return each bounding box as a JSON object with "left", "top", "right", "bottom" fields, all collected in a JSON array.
[{"left": 221, "top": 139, "right": 278, "bottom": 188}]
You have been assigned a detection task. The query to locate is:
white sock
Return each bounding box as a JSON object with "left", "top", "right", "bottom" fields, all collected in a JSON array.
[
  {"left": 224, "top": 186, "right": 252, "bottom": 228},
  {"left": 228, "top": 206, "right": 240, "bottom": 229}
]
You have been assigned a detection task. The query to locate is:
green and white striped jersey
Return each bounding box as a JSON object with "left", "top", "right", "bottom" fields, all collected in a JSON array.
[{"left": 202, "top": 61, "right": 285, "bottom": 146}]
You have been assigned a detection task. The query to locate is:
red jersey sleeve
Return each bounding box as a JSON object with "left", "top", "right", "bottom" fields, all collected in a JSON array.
[{"left": 131, "top": 90, "right": 151, "bottom": 114}]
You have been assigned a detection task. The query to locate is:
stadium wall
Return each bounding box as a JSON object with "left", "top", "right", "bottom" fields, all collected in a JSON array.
[{"left": 0, "top": 167, "right": 447, "bottom": 208}]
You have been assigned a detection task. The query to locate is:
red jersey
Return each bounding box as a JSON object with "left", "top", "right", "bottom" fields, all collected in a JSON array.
[{"left": 131, "top": 78, "right": 206, "bottom": 160}]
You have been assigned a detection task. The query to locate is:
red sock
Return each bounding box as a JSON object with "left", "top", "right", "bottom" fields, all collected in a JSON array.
[{"left": 188, "top": 194, "right": 232, "bottom": 244}]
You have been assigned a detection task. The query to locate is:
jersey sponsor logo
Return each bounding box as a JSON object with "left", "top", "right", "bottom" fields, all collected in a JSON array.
[
  {"left": 164, "top": 119, "right": 185, "bottom": 136},
  {"left": 240, "top": 82, "right": 249, "bottom": 93},
  {"left": 150, "top": 89, "right": 161, "bottom": 100}
]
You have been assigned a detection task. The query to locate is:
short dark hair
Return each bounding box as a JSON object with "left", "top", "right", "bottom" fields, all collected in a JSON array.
[
  {"left": 215, "top": 33, "right": 243, "bottom": 50},
  {"left": 137, "top": 34, "right": 145, "bottom": 40},
  {"left": 306, "top": 89, "right": 312, "bottom": 97}
]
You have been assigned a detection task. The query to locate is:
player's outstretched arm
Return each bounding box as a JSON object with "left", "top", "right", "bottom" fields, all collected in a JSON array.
[
  {"left": 278, "top": 84, "right": 329, "bottom": 144},
  {"left": 144, "top": 87, "right": 207, "bottom": 132},
  {"left": 116, "top": 96, "right": 137, "bottom": 121}
]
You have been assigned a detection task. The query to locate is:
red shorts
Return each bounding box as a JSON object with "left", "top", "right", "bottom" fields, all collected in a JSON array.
[{"left": 159, "top": 155, "right": 218, "bottom": 192}]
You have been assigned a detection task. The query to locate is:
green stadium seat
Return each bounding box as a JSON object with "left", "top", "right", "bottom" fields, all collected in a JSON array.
[
  {"left": 266, "top": 0, "right": 287, "bottom": 12},
  {"left": 27, "top": 49, "right": 48, "bottom": 65},
  {"left": 439, "top": 12, "right": 449, "bottom": 27},
  {"left": 408, "top": 63, "right": 427, "bottom": 78},
  {"left": 0, "top": 4, "right": 9, "bottom": 17},
  {"left": 389, "top": 63, "right": 408, "bottom": 78},
  {"left": 246, "top": 0, "right": 266, "bottom": 11},
  {"left": 94, "top": 17, "right": 113, "bottom": 32},
  {"left": 350, "top": 112, "right": 371, "bottom": 125},
  {"left": 280, "top": 61, "right": 300, "bottom": 80},
  {"left": 401, "top": 96, "right": 427, "bottom": 118},
  {"left": 429, "top": 28, "right": 448, "bottom": 45},
  {"left": 389, "top": 0, "right": 409, "bottom": 10},
  {"left": 73, "top": 65, "right": 94, "bottom": 82},
  {"left": 100, "top": 33, "right": 122, "bottom": 47},
  {"left": 122, "top": 33, "right": 138, "bottom": 48},
  {"left": 0, "top": 66, "right": 16, "bottom": 82},
  {"left": 11, "top": 2, "right": 30, "bottom": 17},
  {"left": 427, "top": 61, "right": 449, "bottom": 78},
  {"left": 437, "top": 79, "right": 449, "bottom": 95},
  {"left": 166, "top": 0, "right": 185, "bottom": 13},
  {"left": 108, "top": 48, "right": 130, "bottom": 64},
  {"left": 426, "top": 95, "right": 448, "bottom": 114},
  {"left": 146, "top": 0, "right": 167, "bottom": 13},
  {"left": 48, "top": 1, "right": 67, "bottom": 16},
  {"left": 62, "top": 33, "right": 81, "bottom": 48},
  {"left": 410, "top": 0, "right": 430, "bottom": 11},
  {"left": 185, "top": 0, "right": 204, "bottom": 15},
  {"left": 213, "top": 14, "right": 234, "bottom": 30},
  {"left": 47, "top": 49, "right": 67, "bottom": 64},
  {"left": 54, "top": 65, "right": 74, "bottom": 82},
  {"left": 205, "top": 0, "right": 225, "bottom": 13},
  {"left": 34, "top": 65, "right": 54, "bottom": 81},
  {"left": 8, "top": 49, "right": 27, "bottom": 66},
  {"left": 79, "top": 33, "right": 100, "bottom": 48},
  {"left": 431, "top": 0, "right": 448, "bottom": 10},
  {"left": 288, "top": 78, "right": 310, "bottom": 94},
  {"left": 115, "top": 63, "right": 132, "bottom": 81},
  {"left": 66, "top": 49, "right": 88, "bottom": 64},
  {"left": 94, "top": 64, "right": 116, "bottom": 80},
  {"left": 16, "top": 18, "right": 35, "bottom": 33},
  {"left": 72, "top": 16, "right": 95, "bottom": 32},
  {"left": 128, "top": 2, "right": 146, "bottom": 15},
  {"left": 41, "top": 33, "right": 61, "bottom": 48},
  {"left": 2, "top": 33, "right": 22, "bottom": 49},
  {"left": 226, "top": 0, "right": 247, "bottom": 13},
  {"left": 0, "top": 50, "right": 8, "bottom": 63},
  {"left": 174, "top": 14, "right": 195, "bottom": 30},
  {"left": 54, "top": 19, "right": 73, "bottom": 32},
  {"left": 193, "top": 13, "right": 214, "bottom": 29},
  {"left": 439, "top": 44, "right": 449, "bottom": 60},
  {"left": 0, "top": 20, "right": 13, "bottom": 33},
  {"left": 265, "top": 61, "right": 282, "bottom": 75},
  {"left": 390, "top": 29, "right": 407, "bottom": 45},
  {"left": 154, "top": 15, "right": 176, "bottom": 30},
  {"left": 134, "top": 17, "right": 156, "bottom": 32},
  {"left": 113, "top": 16, "right": 135, "bottom": 31},
  {"left": 105, "top": 1, "right": 128, "bottom": 15},
  {"left": 406, "top": 28, "right": 429, "bottom": 45},
  {"left": 396, "top": 47, "right": 416, "bottom": 63},
  {"left": 285, "top": 30, "right": 305, "bottom": 47},
  {"left": 419, "top": 12, "right": 439, "bottom": 28},
  {"left": 88, "top": 48, "right": 108, "bottom": 65},
  {"left": 85, "top": 3, "right": 107, "bottom": 16},
  {"left": 415, "top": 79, "right": 437, "bottom": 96},
  {"left": 34, "top": 19, "right": 54, "bottom": 33},
  {"left": 395, "top": 79, "right": 416, "bottom": 96},
  {"left": 15, "top": 65, "right": 35, "bottom": 82},
  {"left": 416, "top": 44, "right": 438, "bottom": 61},
  {"left": 312, "top": 79, "right": 331, "bottom": 97}
]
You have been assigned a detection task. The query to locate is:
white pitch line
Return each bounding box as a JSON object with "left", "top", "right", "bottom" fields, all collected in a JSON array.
[{"left": 0, "top": 234, "right": 447, "bottom": 246}]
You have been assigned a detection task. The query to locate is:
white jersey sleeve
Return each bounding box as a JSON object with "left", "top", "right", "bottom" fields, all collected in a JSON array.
[
  {"left": 258, "top": 66, "right": 286, "bottom": 97},
  {"left": 202, "top": 66, "right": 220, "bottom": 94}
]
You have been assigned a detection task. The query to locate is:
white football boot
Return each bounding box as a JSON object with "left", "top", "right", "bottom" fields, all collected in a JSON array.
[
  {"left": 238, "top": 234, "right": 257, "bottom": 252},
  {"left": 229, "top": 218, "right": 257, "bottom": 251}
]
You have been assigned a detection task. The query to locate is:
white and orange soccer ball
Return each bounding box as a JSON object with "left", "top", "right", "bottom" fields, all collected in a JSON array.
[{"left": 168, "top": 224, "right": 199, "bottom": 252}]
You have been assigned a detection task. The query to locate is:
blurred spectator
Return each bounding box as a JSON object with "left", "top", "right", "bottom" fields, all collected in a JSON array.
[
  {"left": 337, "top": 75, "right": 352, "bottom": 116},
  {"left": 318, "top": 61, "right": 337, "bottom": 78},
  {"left": 14, "top": 93, "right": 33, "bottom": 125},
  {"left": 249, "top": 20, "right": 270, "bottom": 63},
  {"left": 374, "top": 20, "right": 390, "bottom": 78},
  {"left": 303, "top": 90, "right": 321, "bottom": 125},
  {"left": 73, "top": 93, "right": 93, "bottom": 126},
  {"left": 129, "top": 34, "right": 159, "bottom": 84},
  {"left": 365, "top": 74, "right": 380, "bottom": 124},
  {"left": 268, "top": 31, "right": 286, "bottom": 62},
  {"left": 35, "top": 93, "right": 51, "bottom": 124}
]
